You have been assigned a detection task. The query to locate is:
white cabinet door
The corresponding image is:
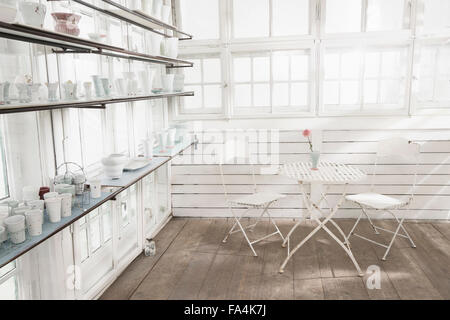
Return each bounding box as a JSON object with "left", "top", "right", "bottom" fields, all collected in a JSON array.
[{"left": 142, "top": 173, "right": 157, "bottom": 237}]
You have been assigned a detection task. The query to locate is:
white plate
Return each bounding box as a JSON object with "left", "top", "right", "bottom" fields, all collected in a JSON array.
[{"left": 123, "top": 158, "right": 153, "bottom": 171}]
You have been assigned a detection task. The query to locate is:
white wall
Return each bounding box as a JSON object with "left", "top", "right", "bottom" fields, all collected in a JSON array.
[{"left": 171, "top": 125, "right": 450, "bottom": 220}]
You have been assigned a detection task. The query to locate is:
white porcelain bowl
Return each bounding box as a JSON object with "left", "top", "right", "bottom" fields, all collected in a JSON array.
[
  {"left": 102, "top": 154, "right": 128, "bottom": 179},
  {"left": 19, "top": 2, "right": 46, "bottom": 28}
]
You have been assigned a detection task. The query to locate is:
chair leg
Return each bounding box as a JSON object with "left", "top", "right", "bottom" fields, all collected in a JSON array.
[
  {"left": 386, "top": 210, "right": 416, "bottom": 248},
  {"left": 382, "top": 216, "right": 406, "bottom": 261},
  {"left": 264, "top": 208, "right": 285, "bottom": 242},
  {"left": 360, "top": 206, "right": 380, "bottom": 234},
  {"left": 344, "top": 212, "right": 363, "bottom": 245}
]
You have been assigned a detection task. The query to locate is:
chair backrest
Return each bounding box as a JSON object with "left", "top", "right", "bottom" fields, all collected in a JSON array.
[
  {"left": 214, "top": 137, "right": 257, "bottom": 201},
  {"left": 371, "top": 137, "right": 421, "bottom": 198}
]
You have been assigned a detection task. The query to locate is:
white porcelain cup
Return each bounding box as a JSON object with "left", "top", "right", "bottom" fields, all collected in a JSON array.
[
  {"left": 165, "top": 38, "right": 178, "bottom": 58},
  {"left": 162, "top": 74, "right": 175, "bottom": 92},
  {"left": 24, "top": 209, "right": 43, "bottom": 237},
  {"left": 27, "top": 199, "right": 45, "bottom": 211},
  {"left": 4, "top": 215, "right": 26, "bottom": 244},
  {"left": 141, "top": 0, "right": 153, "bottom": 15},
  {"left": 13, "top": 206, "right": 31, "bottom": 216},
  {"left": 89, "top": 180, "right": 102, "bottom": 199},
  {"left": 22, "top": 186, "right": 39, "bottom": 201},
  {"left": 150, "top": 34, "right": 162, "bottom": 56},
  {"left": 45, "top": 197, "right": 62, "bottom": 223},
  {"left": 19, "top": 2, "right": 46, "bottom": 28},
  {"left": 59, "top": 193, "right": 72, "bottom": 218},
  {"left": 161, "top": 5, "right": 171, "bottom": 23},
  {"left": 152, "top": 0, "right": 163, "bottom": 19},
  {"left": 44, "top": 192, "right": 59, "bottom": 200}
]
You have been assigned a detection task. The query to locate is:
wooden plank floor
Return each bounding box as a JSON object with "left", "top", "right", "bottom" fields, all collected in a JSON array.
[{"left": 101, "top": 218, "right": 450, "bottom": 300}]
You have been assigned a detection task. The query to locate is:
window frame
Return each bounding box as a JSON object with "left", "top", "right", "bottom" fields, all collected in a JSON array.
[{"left": 175, "top": 0, "right": 450, "bottom": 120}]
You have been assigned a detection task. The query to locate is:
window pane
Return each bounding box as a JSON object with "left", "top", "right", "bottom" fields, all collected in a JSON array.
[
  {"left": 0, "top": 132, "right": 9, "bottom": 199},
  {"left": 273, "top": 55, "right": 289, "bottom": 81},
  {"left": 324, "top": 81, "right": 340, "bottom": 104},
  {"left": 367, "top": 0, "right": 405, "bottom": 31},
  {"left": 79, "top": 228, "right": 88, "bottom": 262},
  {"left": 380, "top": 80, "right": 401, "bottom": 104},
  {"left": 381, "top": 51, "right": 404, "bottom": 77},
  {"left": 234, "top": 57, "right": 251, "bottom": 82},
  {"left": 204, "top": 85, "right": 222, "bottom": 108},
  {"left": 233, "top": 0, "right": 269, "bottom": 38},
  {"left": 183, "top": 85, "right": 202, "bottom": 109},
  {"left": 341, "top": 81, "right": 359, "bottom": 104},
  {"left": 324, "top": 53, "right": 340, "bottom": 79},
  {"left": 180, "top": 0, "right": 220, "bottom": 40},
  {"left": 253, "top": 57, "right": 270, "bottom": 82},
  {"left": 363, "top": 80, "right": 378, "bottom": 103},
  {"left": 234, "top": 84, "right": 252, "bottom": 107},
  {"left": 341, "top": 52, "right": 361, "bottom": 78},
  {"left": 365, "top": 52, "right": 380, "bottom": 78},
  {"left": 291, "top": 54, "right": 309, "bottom": 80},
  {"left": 291, "top": 83, "right": 308, "bottom": 106},
  {"left": 272, "top": 0, "right": 309, "bottom": 36},
  {"left": 203, "top": 58, "right": 222, "bottom": 83},
  {"left": 89, "top": 217, "right": 101, "bottom": 253},
  {"left": 82, "top": 109, "right": 103, "bottom": 167},
  {"left": 422, "top": 0, "right": 450, "bottom": 34},
  {"left": 325, "top": 0, "right": 362, "bottom": 33},
  {"left": 273, "top": 83, "right": 289, "bottom": 106},
  {"left": 185, "top": 59, "right": 202, "bottom": 83},
  {"left": 253, "top": 84, "right": 270, "bottom": 106}
]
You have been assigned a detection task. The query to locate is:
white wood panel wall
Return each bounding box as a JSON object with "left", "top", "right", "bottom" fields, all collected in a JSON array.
[{"left": 172, "top": 129, "right": 450, "bottom": 220}]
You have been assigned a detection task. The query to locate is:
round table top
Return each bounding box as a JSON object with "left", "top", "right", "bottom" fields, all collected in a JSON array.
[{"left": 280, "top": 161, "right": 366, "bottom": 183}]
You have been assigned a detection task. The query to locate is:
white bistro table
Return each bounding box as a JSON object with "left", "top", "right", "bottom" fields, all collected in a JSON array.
[{"left": 279, "top": 161, "right": 366, "bottom": 276}]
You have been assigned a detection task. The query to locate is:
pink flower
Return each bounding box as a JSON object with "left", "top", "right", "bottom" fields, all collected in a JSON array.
[{"left": 302, "top": 129, "right": 311, "bottom": 137}]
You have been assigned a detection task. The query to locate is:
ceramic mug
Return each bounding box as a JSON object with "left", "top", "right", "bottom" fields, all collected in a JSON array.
[
  {"left": 152, "top": 0, "right": 163, "bottom": 19},
  {"left": 63, "top": 81, "right": 77, "bottom": 100},
  {"left": 59, "top": 193, "right": 72, "bottom": 218},
  {"left": 161, "top": 5, "right": 171, "bottom": 23},
  {"left": 150, "top": 34, "right": 162, "bottom": 56},
  {"left": 4, "top": 215, "right": 26, "bottom": 244},
  {"left": 89, "top": 179, "right": 102, "bottom": 199},
  {"left": 165, "top": 38, "right": 178, "bottom": 58},
  {"left": 158, "top": 130, "right": 168, "bottom": 152},
  {"left": 43, "top": 192, "right": 59, "bottom": 200},
  {"left": 45, "top": 197, "right": 62, "bottom": 223},
  {"left": 19, "top": 2, "right": 46, "bottom": 28},
  {"left": 22, "top": 186, "right": 39, "bottom": 202},
  {"left": 24, "top": 209, "right": 43, "bottom": 237},
  {"left": 167, "top": 128, "right": 177, "bottom": 148}
]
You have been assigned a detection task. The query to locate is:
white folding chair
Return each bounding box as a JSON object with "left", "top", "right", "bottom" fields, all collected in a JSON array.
[
  {"left": 344, "top": 137, "right": 419, "bottom": 260},
  {"left": 219, "top": 157, "right": 286, "bottom": 257}
]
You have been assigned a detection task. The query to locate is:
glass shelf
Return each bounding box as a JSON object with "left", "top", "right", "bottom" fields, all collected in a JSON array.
[
  {"left": 0, "top": 191, "right": 118, "bottom": 269},
  {"left": 51, "top": 0, "right": 193, "bottom": 40},
  {"left": 100, "top": 156, "right": 170, "bottom": 188},
  {"left": 0, "top": 91, "right": 194, "bottom": 114},
  {"left": 0, "top": 22, "right": 193, "bottom": 68},
  {"left": 153, "top": 137, "right": 196, "bottom": 158}
]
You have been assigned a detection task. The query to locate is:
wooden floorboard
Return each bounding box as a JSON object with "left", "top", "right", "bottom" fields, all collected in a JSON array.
[{"left": 102, "top": 218, "right": 449, "bottom": 300}]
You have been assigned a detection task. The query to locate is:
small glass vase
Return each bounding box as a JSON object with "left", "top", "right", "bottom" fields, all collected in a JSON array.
[{"left": 310, "top": 151, "right": 320, "bottom": 170}]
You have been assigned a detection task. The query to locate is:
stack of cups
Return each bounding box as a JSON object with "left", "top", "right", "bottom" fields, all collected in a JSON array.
[
  {"left": 59, "top": 193, "right": 72, "bottom": 218},
  {"left": 45, "top": 196, "right": 62, "bottom": 223},
  {"left": 4, "top": 215, "right": 26, "bottom": 244},
  {"left": 27, "top": 199, "right": 44, "bottom": 211},
  {"left": 13, "top": 205, "right": 31, "bottom": 216},
  {"left": 24, "top": 209, "right": 43, "bottom": 237}
]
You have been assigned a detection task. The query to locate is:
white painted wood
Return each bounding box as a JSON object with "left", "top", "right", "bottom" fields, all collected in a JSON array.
[{"left": 172, "top": 129, "right": 450, "bottom": 219}]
